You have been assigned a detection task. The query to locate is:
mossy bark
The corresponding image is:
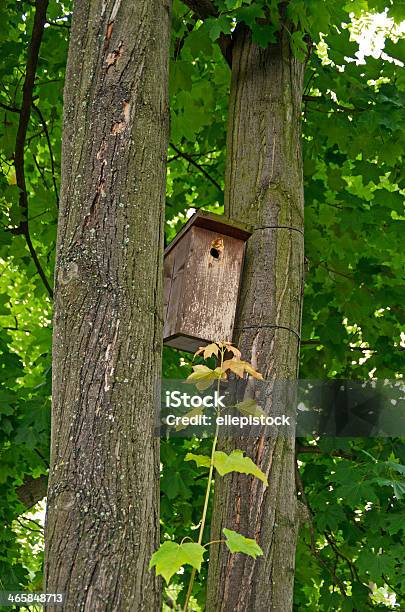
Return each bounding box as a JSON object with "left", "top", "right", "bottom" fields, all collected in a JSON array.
[
  {"left": 44, "top": 1, "right": 170, "bottom": 610},
  {"left": 207, "top": 26, "right": 305, "bottom": 612}
]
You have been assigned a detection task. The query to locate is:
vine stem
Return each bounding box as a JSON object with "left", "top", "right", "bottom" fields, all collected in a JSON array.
[
  {"left": 204, "top": 539, "right": 225, "bottom": 547},
  {"left": 183, "top": 420, "right": 219, "bottom": 611},
  {"left": 183, "top": 348, "right": 224, "bottom": 612}
]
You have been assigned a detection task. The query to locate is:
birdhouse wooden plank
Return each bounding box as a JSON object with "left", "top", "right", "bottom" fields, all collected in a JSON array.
[{"left": 163, "top": 211, "right": 251, "bottom": 353}]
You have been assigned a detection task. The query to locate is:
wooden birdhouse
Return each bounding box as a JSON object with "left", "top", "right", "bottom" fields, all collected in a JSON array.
[{"left": 163, "top": 211, "right": 251, "bottom": 353}]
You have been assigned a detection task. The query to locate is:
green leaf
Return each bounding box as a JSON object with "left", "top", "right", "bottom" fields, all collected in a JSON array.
[
  {"left": 290, "top": 31, "right": 307, "bottom": 62},
  {"left": 205, "top": 15, "right": 232, "bottom": 41},
  {"left": 186, "top": 364, "right": 225, "bottom": 390},
  {"left": 234, "top": 398, "right": 266, "bottom": 418},
  {"left": 184, "top": 453, "right": 211, "bottom": 468},
  {"left": 349, "top": 581, "right": 370, "bottom": 609},
  {"left": 335, "top": 474, "right": 378, "bottom": 505},
  {"left": 251, "top": 24, "right": 278, "bottom": 48},
  {"left": 385, "top": 512, "right": 405, "bottom": 535},
  {"left": 170, "top": 60, "right": 193, "bottom": 94},
  {"left": 183, "top": 28, "right": 213, "bottom": 57},
  {"left": 384, "top": 39, "right": 405, "bottom": 64},
  {"left": 357, "top": 549, "right": 396, "bottom": 580},
  {"left": 327, "top": 168, "right": 346, "bottom": 191},
  {"left": 213, "top": 450, "right": 268, "bottom": 486},
  {"left": 175, "top": 407, "right": 204, "bottom": 432},
  {"left": 385, "top": 460, "right": 405, "bottom": 475},
  {"left": 149, "top": 541, "right": 205, "bottom": 584},
  {"left": 374, "top": 478, "right": 405, "bottom": 500},
  {"left": 223, "top": 528, "right": 263, "bottom": 559},
  {"left": 0, "top": 293, "right": 11, "bottom": 315},
  {"left": 235, "top": 5, "right": 265, "bottom": 28},
  {"left": 391, "top": 480, "right": 405, "bottom": 500},
  {"left": 315, "top": 503, "right": 346, "bottom": 531}
]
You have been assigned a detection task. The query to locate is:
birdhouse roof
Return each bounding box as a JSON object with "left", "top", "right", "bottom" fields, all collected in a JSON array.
[{"left": 165, "top": 211, "right": 252, "bottom": 256}]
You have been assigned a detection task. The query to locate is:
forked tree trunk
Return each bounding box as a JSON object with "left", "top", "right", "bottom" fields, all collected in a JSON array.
[
  {"left": 207, "top": 26, "right": 305, "bottom": 612},
  {"left": 45, "top": 1, "right": 170, "bottom": 610}
]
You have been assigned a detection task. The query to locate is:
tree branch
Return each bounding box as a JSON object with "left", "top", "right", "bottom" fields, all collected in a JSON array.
[
  {"left": 301, "top": 340, "right": 404, "bottom": 353},
  {"left": 179, "top": 0, "right": 233, "bottom": 66},
  {"left": 32, "top": 102, "right": 59, "bottom": 208},
  {"left": 169, "top": 143, "right": 222, "bottom": 192},
  {"left": 16, "top": 517, "right": 44, "bottom": 533},
  {"left": 13, "top": 0, "right": 53, "bottom": 298},
  {"left": 19, "top": 515, "right": 44, "bottom": 531},
  {"left": 32, "top": 151, "right": 49, "bottom": 186},
  {"left": 168, "top": 149, "right": 218, "bottom": 163},
  {"left": 3, "top": 326, "right": 32, "bottom": 333},
  {"left": 382, "top": 575, "right": 404, "bottom": 601},
  {"left": 46, "top": 20, "right": 71, "bottom": 29},
  {"left": 16, "top": 474, "right": 48, "bottom": 509},
  {"left": 324, "top": 531, "right": 360, "bottom": 584},
  {"left": 295, "top": 463, "right": 347, "bottom": 597},
  {"left": 0, "top": 101, "right": 20, "bottom": 113},
  {"left": 303, "top": 94, "right": 366, "bottom": 113},
  {"left": 296, "top": 444, "right": 354, "bottom": 460},
  {"left": 180, "top": 0, "right": 217, "bottom": 18}
]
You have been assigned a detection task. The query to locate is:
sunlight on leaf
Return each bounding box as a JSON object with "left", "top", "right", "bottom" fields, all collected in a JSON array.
[
  {"left": 186, "top": 364, "right": 226, "bottom": 390},
  {"left": 149, "top": 541, "right": 205, "bottom": 584},
  {"left": 175, "top": 407, "right": 204, "bottom": 432},
  {"left": 194, "top": 342, "right": 219, "bottom": 360},
  {"left": 222, "top": 358, "right": 264, "bottom": 380},
  {"left": 223, "top": 528, "right": 263, "bottom": 559},
  {"left": 234, "top": 398, "right": 266, "bottom": 418},
  {"left": 185, "top": 453, "right": 211, "bottom": 469},
  {"left": 213, "top": 450, "right": 268, "bottom": 486},
  {"left": 222, "top": 342, "right": 241, "bottom": 359}
]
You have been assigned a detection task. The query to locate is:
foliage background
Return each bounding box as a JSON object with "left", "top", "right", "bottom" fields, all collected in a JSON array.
[{"left": 0, "top": 0, "right": 404, "bottom": 609}]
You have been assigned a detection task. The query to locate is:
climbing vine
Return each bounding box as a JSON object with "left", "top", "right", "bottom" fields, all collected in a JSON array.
[{"left": 150, "top": 341, "right": 266, "bottom": 611}]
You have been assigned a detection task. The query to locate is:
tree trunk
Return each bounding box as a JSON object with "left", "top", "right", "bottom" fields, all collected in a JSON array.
[
  {"left": 206, "top": 26, "right": 305, "bottom": 612},
  {"left": 44, "top": 1, "right": 170, "bottom": 610}
]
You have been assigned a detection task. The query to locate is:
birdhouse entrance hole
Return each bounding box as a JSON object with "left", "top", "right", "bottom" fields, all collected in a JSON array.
[
  {"left": 163, "top": 211, "right": 251, "bottom": 353},
  {"left": 209, "top": 237, "right": 224, "bottom": 260}
]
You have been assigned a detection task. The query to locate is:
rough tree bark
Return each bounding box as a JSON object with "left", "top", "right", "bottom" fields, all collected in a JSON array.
[
  {"left": 207, "top": 26, "right": 305, "bottom": 612},
  {"left": 44, "top": 1, "right": 170, "bottom": 610}
]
